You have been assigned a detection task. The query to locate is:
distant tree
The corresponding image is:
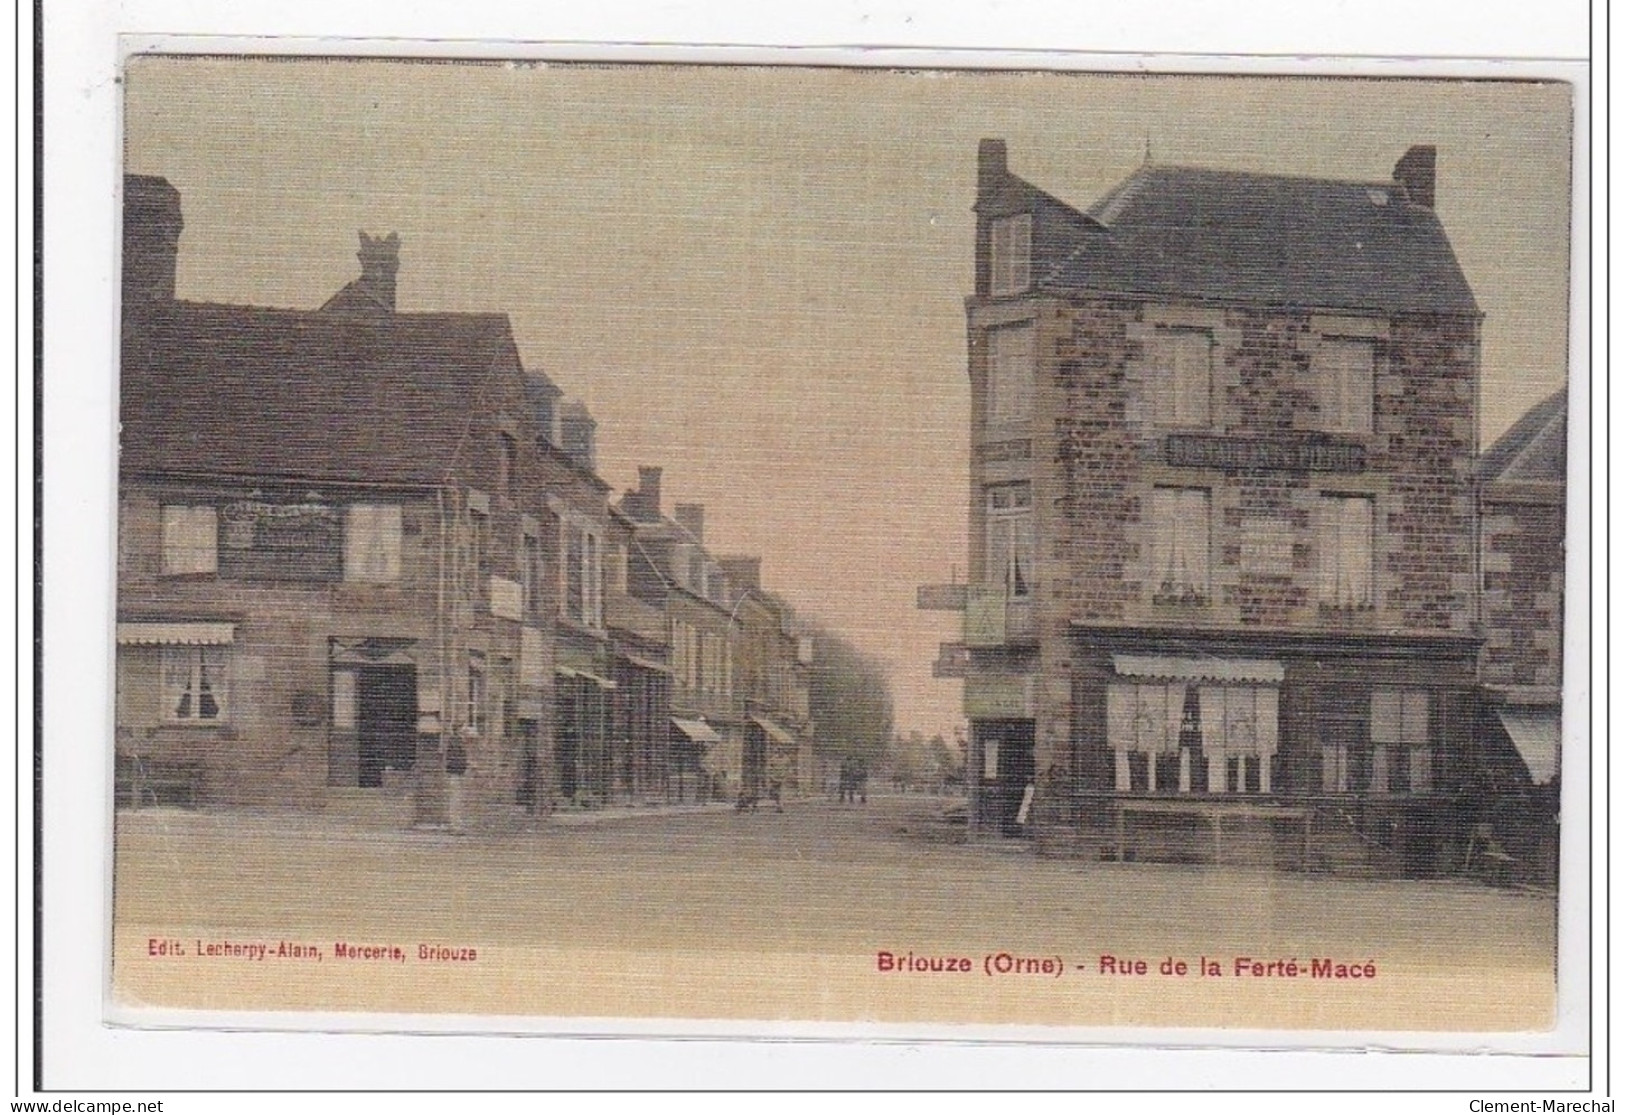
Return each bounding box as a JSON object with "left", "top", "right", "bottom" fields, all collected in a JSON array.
[{"left": 805, "top": 625, "right": 895, "bottom": 774}]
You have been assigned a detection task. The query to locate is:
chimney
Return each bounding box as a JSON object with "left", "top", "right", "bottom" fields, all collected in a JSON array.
[
  {"left": 122, "top": 175, "right": 184, "bottom": 305},
  {"left": 674, "top": 503, "right": 705, "bottom": 543},
  {"left": 1392, "top": 145, "right": 1437, "bottom": 210},
  {"left": 356, "top": 231, "right": 401, "bottom": 310},
  {"left": 559, "top": 400, "right": 597, "bottom": 472},
  {"left": 718, "top": 556, "right": 762, "bottom": 594},
  {"left": 978, "top": 138, "right": 1008, "bottom": 196},
  {"left": 634, "top": 466, "right": 663, "bottom": 520}
]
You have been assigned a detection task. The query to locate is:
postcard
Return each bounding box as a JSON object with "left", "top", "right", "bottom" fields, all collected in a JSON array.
[{"left": 106, "top": 53, "right": 1578, "bottom": 1043}]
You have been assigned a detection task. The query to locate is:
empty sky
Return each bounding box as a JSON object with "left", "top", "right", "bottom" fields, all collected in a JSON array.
[{"left": 123, "top": 59, "right": 1574, "bottom": 739}]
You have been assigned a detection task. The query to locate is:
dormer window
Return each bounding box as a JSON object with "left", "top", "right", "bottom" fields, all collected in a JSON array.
[{"left": 989, "top": 214, "right": 1032, "bottom": 296}]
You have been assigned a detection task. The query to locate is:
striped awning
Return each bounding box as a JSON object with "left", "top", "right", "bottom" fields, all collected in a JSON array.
[
  {"left": 1112, "top": 654, "right": 1284, "bottom": 684},
  {"left": 750, "top": 714, "right": 796, "bottom": 747},
  {"left": 116, "top": 622, "right": 235, "bottom": 646},
  {"left": 671, "top": 717, "right": 722, "bottom": 744},
  {"left": 1497, "top": 709, "right": 1560, "bottom": 785}
]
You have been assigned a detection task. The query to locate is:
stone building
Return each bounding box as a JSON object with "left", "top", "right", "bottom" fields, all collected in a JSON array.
[
  {"left": 116, "top": 174, "right": 559, "bottom": 829},
  {"left": 929, "top": 141, "right": 1486, "bottom": 874},
  {"left": 718, "top": 557, "right": 816, "bottom": 800},
  {"left": 1473, "top": 388, "right": 1567, "bottom": 882},
  {"left": 619, "top": 469, "right": 743, "bottom": 801}
]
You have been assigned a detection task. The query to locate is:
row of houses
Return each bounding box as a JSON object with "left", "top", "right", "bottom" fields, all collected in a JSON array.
[
  {"left": 924, "top": 141, "right": 1567, "bottom": 880},
  {"left": 115, "top": 175, "right": 814, "bottom": 829}
]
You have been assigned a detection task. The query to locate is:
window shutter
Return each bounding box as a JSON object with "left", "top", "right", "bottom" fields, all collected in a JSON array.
[
  {"left": 1370, "top": 689, "right": 1402, "bottom": 744},
  {"left": 1402, "top": 689, "right": 1429, "bottom": 744}
]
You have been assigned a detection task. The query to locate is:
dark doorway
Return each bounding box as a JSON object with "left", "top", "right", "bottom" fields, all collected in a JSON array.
[
  {"left": 972, "top": 718, "right": 1036, "bottom": 836},
  {"left": 742, "top": 724, "right": 767, "bottom": 800},
  {"left": 516, "top": 718, "right": 540, "bottom": 811},
  {"left": 557, "top": 685, "right": 580, "bottom": 800},
  {"left": 357, "top": 666, "right": 417, "bottom": 788}
]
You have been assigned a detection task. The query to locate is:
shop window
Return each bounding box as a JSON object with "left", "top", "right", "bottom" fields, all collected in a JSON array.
[
  {"left": 987, "top": 323, "right": 1035, "bottom": 423},
  {"left": 343, "top": 504, "right": 402, "bottom": 584},
  {"left": 1317, "top": 494, "right": 1374, "bottom": 609},
  {"left": 1371, "top": 688, "right": 1431, "bottom": 793},
  {"left": 161, "top": 505, "right": 218, "bottom": 575},
  {"left": 1312, "top": 339, "right": 1375, "bottom": 434},
  {"left": 1150, "top": 329, "right": 1213, "bottom": 428},
  {"left": 989, "top": 213, "right": 1032, "bottom": 297},
  {"left": 1149, "top": 488, "right": 1210, "bottom": 604},
  {"left": 161, "top": 645, "right": 229, "bottom": 723},
  {"left": 1198, "top": 685, "right": 1279, "bottom": 794}
]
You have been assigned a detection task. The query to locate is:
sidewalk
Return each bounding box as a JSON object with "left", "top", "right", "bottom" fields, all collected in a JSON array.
[{"left": 547, "top": 801, "right": 736, "bottom": 826}]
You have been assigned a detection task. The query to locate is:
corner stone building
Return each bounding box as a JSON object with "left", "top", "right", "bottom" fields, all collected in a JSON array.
[{"left": 955, "top": 141, "right": 1483, "bottom": 874}]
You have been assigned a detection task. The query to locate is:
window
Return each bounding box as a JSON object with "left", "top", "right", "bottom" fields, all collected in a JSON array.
[
  {"left": 1150, "top": 329, "right": 1213, "bottom": 427},
  {"left": 520, "top": 531, "right": 543, "bottom": 618},
  {"left": 1199, "top": 686, "right": 1279, "bottom": 794},
  {"left": 467, "top": 652, "right": 487, "bottom": 736},
  {"left": 562, "top": 522, "right": 603, "bottom": 627},
  {"left": 1148, "top": 488, "right": 1210, "bottom": 603},
  {"left": 1106, "top": 684, "right": 1278, "bottom": 794},
  {"left": 985, "top": 483, "right": 1034, "bottom": 599},
  {"left": 497, "top": 433, "right": 518, "bottom": 498},
  {"left": 585, "top": 531, "right": 602, "bottom": 627},
  {"left": 989, "top": 213, "right": 1033, "bottom": 297},
  {"left": 1312, "top": 339, "right": 1375, "bottom": 434},
  {"left": 343, "top": 504, "right": 402, "bottom": 583},
  {"left": 162, "top": 645, "right": 228, "bottom": 722},
  {"left": 987, "top": 323, "right": 1035, "bottom": 423},
  {"left": 161, "top": 505, "right": 218, "bottom": 575},
  {"left": 1371, "top": 689, "right": 1431, "bottom": 793},
  {"left": 1317, "top": 495, "right": 1374, "bottom": 609},
  {"left": 1240, "top": 515, "right": 1294, "bottom": 577},
  {"left": 469, "top": 507, "right": 489, "bottom": 582}
]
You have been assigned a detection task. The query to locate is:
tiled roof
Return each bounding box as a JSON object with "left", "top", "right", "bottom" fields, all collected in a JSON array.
[
  {"left": 119, "top": 301, "right": 521, "bottom": 486},
  {"left": 1480, "top": 387, "right": 1568, "bottom": 483},
  {"left": 1040, "top": 164, "right": 1478, "bottom": 315}
]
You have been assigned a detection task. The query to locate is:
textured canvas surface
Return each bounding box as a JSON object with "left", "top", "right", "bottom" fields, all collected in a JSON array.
[{"left": 109, "top": 57, "right": 1575, "bottom": 1037}]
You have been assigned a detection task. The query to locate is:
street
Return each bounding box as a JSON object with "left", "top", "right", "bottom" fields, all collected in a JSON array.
[{"left": 111, "top": 793, "right": 1558, "bottom": 1030}]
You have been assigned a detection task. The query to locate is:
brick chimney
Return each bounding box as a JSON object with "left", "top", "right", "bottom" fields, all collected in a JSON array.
[
  {"left": 629, "top": 466, "right": 663, "bottom": 521},
  {"left": 978, "top": 138, "right": 1008, "bottom": 196},
  {"left": 559, "top": 400, "right": 597, "bottom": 472},
  {"left": 1393, "top": 145, "right": 1437, "bottom": 210},
  {"left": 122, "top": 175, "right": 183, "bottom": 306},
  {"left": 357, "top": 231, "right": 400, "bottom": 310},
  {"left": 718, "top": 556, "right": 762, "bottom": 594},
  {"left": 674, "top": 503, "right": 705, "bottom": 543}
]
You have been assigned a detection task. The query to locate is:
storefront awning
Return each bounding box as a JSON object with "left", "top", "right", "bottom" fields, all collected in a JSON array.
[
  {"left": 1112, "top": 654, "right": 1284, "bottom": 685},
  {"left": 615, "top": 651, "right": 673, "bottom": 676},
  {"left": 671, "top": 717, "right": 722, "bottom": 744},
  {"left": 1498, "top": 709, "right": 1560, "bottom": 785},
  {"left": 116, "top": 622, "right": 235, "bottom": 646},
  {"left": 557, "top": 666, "right": 617, "bottom": 690},
  {"left": 750, "top": 714, "right": 796, "bottom": 747}
]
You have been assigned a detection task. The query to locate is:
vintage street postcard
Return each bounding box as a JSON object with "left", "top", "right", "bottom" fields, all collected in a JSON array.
[{"left": 108, "top": 55, "right": 1578, "bottom": 1040}]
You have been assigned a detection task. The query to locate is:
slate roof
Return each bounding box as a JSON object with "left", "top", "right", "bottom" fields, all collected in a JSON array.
[
  {"left": 1480, "top": 387, "right": 1568, "bottom": 483},
  {"left": 119, "top": 301, "right": 522, "bottom": 486},
  {"left": 1036, "top": 164, "right": 1478, "bottom": 316}
]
